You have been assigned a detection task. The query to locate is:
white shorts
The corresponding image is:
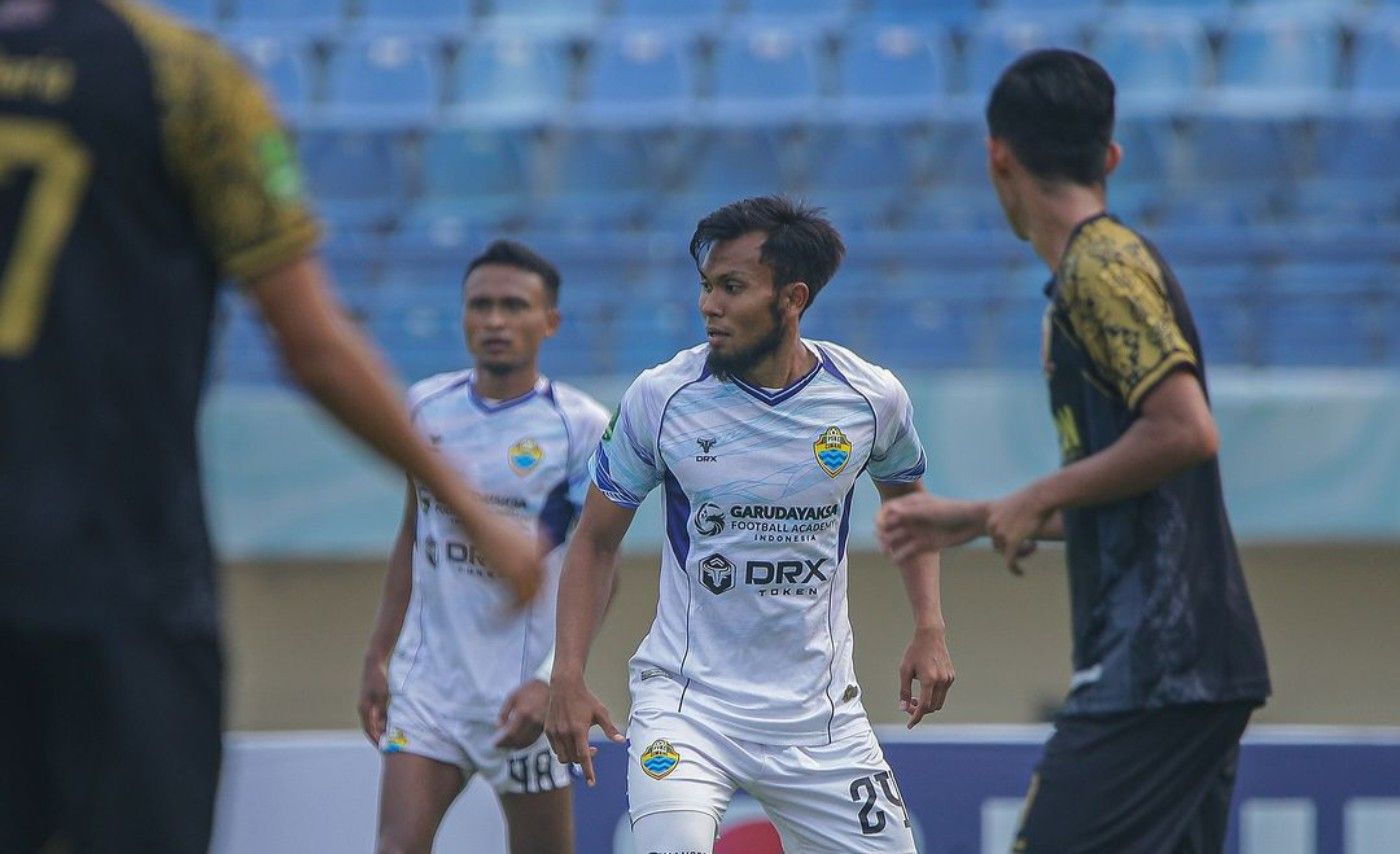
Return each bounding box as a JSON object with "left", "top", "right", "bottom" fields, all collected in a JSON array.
[
  {"left": 627, "top": 706, "right": 917, "bottom": 853},
  {"left": 381, "top": 692, "right": 570, "bottom": 796}
]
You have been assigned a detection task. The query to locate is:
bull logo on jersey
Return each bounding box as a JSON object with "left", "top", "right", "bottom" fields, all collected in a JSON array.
[
  {"left": 700, "top": 553, "right": 735, "bottom": 595},
  {"left": 693, "top": 502, "right": 725, "bottom": 536},
  {"left": 640, "top": 739, "right": 680, "bottom": 779},
  {"left": 813, "top": 426, "right": 852, "bottom": 477},
  {"left": 508, "top": 438, "right": 544, "bottom": 476}
]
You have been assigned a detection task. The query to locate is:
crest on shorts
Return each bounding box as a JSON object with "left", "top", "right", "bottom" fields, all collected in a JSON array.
[
  {"left": 813, "top": 426, "right": 852, "bottom": 477},
  {"left": 384, "top": 728, "right": 409, "bottom": 753},
  {"left": 640, "top": 738, "right": 680, "bottom": 779},
  {"left": 508, "top": 438, "right": 544, "bottom": 475}
]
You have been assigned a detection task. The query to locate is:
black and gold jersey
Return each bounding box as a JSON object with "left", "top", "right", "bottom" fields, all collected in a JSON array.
[
  {"left": 0, "top": 0, "right": 319, "bottom": 632},
  {"left": 1043, "top": 214, "right": 1270, "bottom": 715}
]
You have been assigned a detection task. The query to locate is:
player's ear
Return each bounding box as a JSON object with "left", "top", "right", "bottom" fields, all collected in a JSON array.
[
  {"left": 1104, "top": 141, "right": 1123, "bottom": 179},
  {"left": 987, "top": 137, "right": 1013, "bottom": 177},
  {"left": 785, "top": 281, "right": 810, "bottom": 316},
  {"left": 544, "top": 304, "right": 561, "bottom": 338}
]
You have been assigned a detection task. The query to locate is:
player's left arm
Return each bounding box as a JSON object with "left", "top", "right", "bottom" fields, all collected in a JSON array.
[{"left": 876, "top": 480, "right": 955, "bottom": 727}]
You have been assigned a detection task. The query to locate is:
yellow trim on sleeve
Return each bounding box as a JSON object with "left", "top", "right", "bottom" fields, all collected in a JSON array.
[{"left": 1126, "top": 350, "right": 1198, "bottom": 411}]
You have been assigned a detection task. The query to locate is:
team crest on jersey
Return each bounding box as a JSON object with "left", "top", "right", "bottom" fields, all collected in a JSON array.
[
  {"left": 384, "top": 728, "right": 409, "bottom": 753},
  {"left": 640, "top": 739, "right": 680, "bottom": 779},
  {"left": 508, "top": 438, "right": 544, "bottom": 475},
  {"left": 813, "top": 426, "right": 852, "bottom": 477}
]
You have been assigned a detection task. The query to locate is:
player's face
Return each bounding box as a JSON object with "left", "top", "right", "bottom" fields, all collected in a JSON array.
[
  {"left": 462, "top": 264, "right": 559, "bottom": 375},
  {"left": 698, "top": 231, "right": 794, "bottom": 379}
]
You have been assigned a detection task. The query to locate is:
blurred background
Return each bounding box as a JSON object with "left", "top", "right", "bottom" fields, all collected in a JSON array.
[{"left": 150, "top": 0, "right": 1397, "bottom": 851}]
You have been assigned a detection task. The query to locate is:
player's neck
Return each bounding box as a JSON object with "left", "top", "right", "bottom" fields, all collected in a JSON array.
[
  {"left": 471, "top": 365, "right": 540, "bottom": 401},
  {"left": 733, "top": 334, "right": 815, "bottom": 390},
  {"left": 1025, "top": 183, "right": 1107, "bottom": 274}
]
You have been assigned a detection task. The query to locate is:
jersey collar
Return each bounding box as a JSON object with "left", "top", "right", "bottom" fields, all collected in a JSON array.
[
  {"left": 466, "top": 371, "right": 548, "bottom": 414},
  {"left": 727, "top": 343, "right": 823, "bottom": 407}
]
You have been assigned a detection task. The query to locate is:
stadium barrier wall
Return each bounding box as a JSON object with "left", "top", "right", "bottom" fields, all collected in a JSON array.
[
  {"left": 211, "top": 727, "right": 1400, "bottom": 854},
  {"left": 203, "top": 369, "right": 1400, "bottom": 558}
]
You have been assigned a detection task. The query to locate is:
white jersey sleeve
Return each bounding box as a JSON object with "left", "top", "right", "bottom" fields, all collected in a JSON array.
[
  {"left": 820, "top": 345, "right": 926, "bottom": 484},
  {"left": 590, "top": 367, "right": 669, "bottom": 507},
  {"left": 551, "top": 383, "right": 611, "bottom": 512}
]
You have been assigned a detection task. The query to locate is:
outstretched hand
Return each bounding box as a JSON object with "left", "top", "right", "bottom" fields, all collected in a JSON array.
[
  {"left": 898, "top": 626, "right": 955, "bottom": 728},
  {"left": 876, "top": 493, "right": 988, "bottom": 563}
]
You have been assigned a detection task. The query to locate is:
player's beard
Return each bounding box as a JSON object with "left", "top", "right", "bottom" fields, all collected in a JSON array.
[{"left": 706, "top": 297, "right": 786, "bottom": 382}]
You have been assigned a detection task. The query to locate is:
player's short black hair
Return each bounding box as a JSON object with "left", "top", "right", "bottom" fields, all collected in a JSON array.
[
  {"left": 986, "top": 48, "right": 1116, "bottom": 187},
  {"left": 689, "top": 195, "right": 845, "bottom": 313},
  {"left": 463, "top": 239, "right": 561, "bottom": 305}
]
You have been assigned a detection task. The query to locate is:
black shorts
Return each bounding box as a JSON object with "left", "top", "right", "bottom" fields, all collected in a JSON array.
[
  {"left": 0, "top": 622, "right": 223, "bottom": 854},
  {"left": 1013, "top": 701, "right": 1257, "bottom": 854}
]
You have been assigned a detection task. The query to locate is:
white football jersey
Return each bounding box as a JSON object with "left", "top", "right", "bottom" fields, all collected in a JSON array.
[
  {"left": 593, "top": 341, "right": 926, "bottom": 746},
  {"left": 390, "top": 371, "right": 609, "bottom": 720}
]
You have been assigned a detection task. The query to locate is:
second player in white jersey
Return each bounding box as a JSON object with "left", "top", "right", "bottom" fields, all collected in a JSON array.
[
  {"left": 595, "top": 340, "right": 925, "bottom": 745},
  {"left": 393, "top": 370, "right": 608, "bottom": 720},
  {"left": 361, "top": 240, "right": 608, "bottom": 854}
]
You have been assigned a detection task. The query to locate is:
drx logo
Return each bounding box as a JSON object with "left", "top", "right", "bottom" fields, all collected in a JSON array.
[
  {"left": 699, "top": 553, "right": 735, "bottom": 594},
  {"left": 695, "top": 437, "right": 718, "bottom": 462},
  {"left": 692, "top": 502, "right": 725, "bottom": 536}
]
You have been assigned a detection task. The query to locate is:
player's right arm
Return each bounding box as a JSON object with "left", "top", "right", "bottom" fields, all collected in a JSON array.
[
  {"left": 877, "top": 495, "right": 1062, "bottom": 565},
  {"left": 358, "top": 478, "right": 416, "bottom": 745},
  {"left": 134, "top": 14, "right": 541, "bottom": 602},
  {"left": 545, "top": 486, "right": 632, "bottom": 786}
]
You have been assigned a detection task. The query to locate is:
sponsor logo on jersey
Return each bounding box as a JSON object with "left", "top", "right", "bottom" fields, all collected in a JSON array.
[
  {"left": 508, "top": 438, "right": 544, "bottom": 475},
  {"left": 692, "top": 502, "right": 725, "bottom": 536},
  {"left": 695, "top": 437, "right": 718, "bottom": 462},
  {"left": 813, "top": 426, "right": 852, "bottom": 477},
  {"left": 640, "top": 739, "right": 680, "bottom": 779},
  {"left": 698, "top": 553, "right": 829, "bottom": 597},
  {"left": 700, "top": 553, "right": 736, "bottom": 594},
  {"left": 384, "top": 728, "right": 409, "bottom": 753},
  {"left": 724, "top": 503, "right": 842, "bottom": 543}
]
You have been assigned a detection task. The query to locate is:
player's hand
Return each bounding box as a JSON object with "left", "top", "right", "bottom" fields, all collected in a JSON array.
[
  {"left": 877, "top": 493, "right": 989, "bottom": 563},
  {"left": 545, "top": 674, "right": 625, "bottom": 787},
  {"left": 470, "top": 512, "right": 546, "bottom": 606},
  {"left": 495, "top": 679, "right": 550, "bottom": 749},
  {"left": 357, "top": 652, "right": 391, "bottom": 746},
  {"left": 985, "top": 486, "right": 1053, "bottom": 576},
  {"left": 898, "top": 625, "right": 955, "bottom": 728}
]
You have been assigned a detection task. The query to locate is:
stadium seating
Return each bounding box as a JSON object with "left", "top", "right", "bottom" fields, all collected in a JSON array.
[
  {"left": 322, "top": 37, "right": 440, "bottom": 123},
  {"left": 204, "top": 0, "right": 1400, "bottom": 383}
]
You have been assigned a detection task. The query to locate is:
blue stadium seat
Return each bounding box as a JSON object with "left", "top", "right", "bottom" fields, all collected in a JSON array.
[
  {"left": 708, "top": 30, "right": 821, "bottom": 120},
  {"left": 928, "top": 119, "right": 987, "bottom": 189},
  {"left": 1173, "top": 264, "right": 1257, "bottom": 365},
  {"left": 449, "top": 36, "right": 571, "bottom": 123},
  {"left": 1295, "top": 115, "right": 1400, "bottom": 226},
  {"left": 481, "top": 0, "right": 600, "bottom": 37},
  {"left": 299, "top": 129, "right": 410, "bottom": 227},
  {"left": 357, "top": 0, "right": 469, "bottom": 34},
  {"left": 410, "top": 128, "right": 534, "bottom": 229},
  {"left": 739, "top": 0, "right": 850, "bottom": 31},
  {"left": 614, "top": 0, "right": 726, "bottom": 33},
  {"left": 1352, "top": 18, "right": 1400, "bottom": 99},
  {"left": 229, "top": 0, "right": 344, "bottom": 36},
  {"left": 150, "top": 0, "right": 219, "bottom": 28},
  {"left": 1108, "top": 116, "right": 1180, "bottom": 223},
  {"left": 867, "top": 0, "right": 981, "bottom": 29},
  {"left": 1090, "top": 17, "right": 1208, "bottom": 104},
  {"left": 659, "top": 129, "right": 795, "bottom": 228},
  {"left": 581, "top": 30, "right": 695, "bottom": 122},
  {"left": 229, "top": 37, "right": 315, "bottom": 119},
  {"left": 1216, "top": 19, "right": 1339, "bottom": 100},
  {"left": 1116, "top": 0, "right": 1230, "bottom": 14},
  {"left": 323, "top": 38, "right": 441, "bottom": 123},
  {"left": 535, "top": 130, "right": 663, "bottom": 228},
  {"left": 802, "top": 124, "right": 919, "bottom": 228},
  {"left": 1261, "top": 263, "right": 1387, "bottom": 366},
  {"left": 836, "top": 26, "right": 952, "bottom": 118},
  {"left": 962, "top": 20, "right": 1083, "bottom": 95},
  {"left": 1183, "top": 115, "right": 1302, "bottom": 190}
]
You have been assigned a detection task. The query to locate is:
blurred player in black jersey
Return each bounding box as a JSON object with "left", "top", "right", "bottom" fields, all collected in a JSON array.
[
  {"left": 0, "top": 2, "right": 542, "bottom": 852},
  {"left": 878, "top": 50, "right": 1271, "bottom": 853}
]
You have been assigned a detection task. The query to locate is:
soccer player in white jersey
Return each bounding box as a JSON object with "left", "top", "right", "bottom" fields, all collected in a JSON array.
[
  {"left": 358, "top": 241, "right": 610, "bottom": 854},
  {"left": 546, "top": 197, "right": 956, "bottom": 853}
]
